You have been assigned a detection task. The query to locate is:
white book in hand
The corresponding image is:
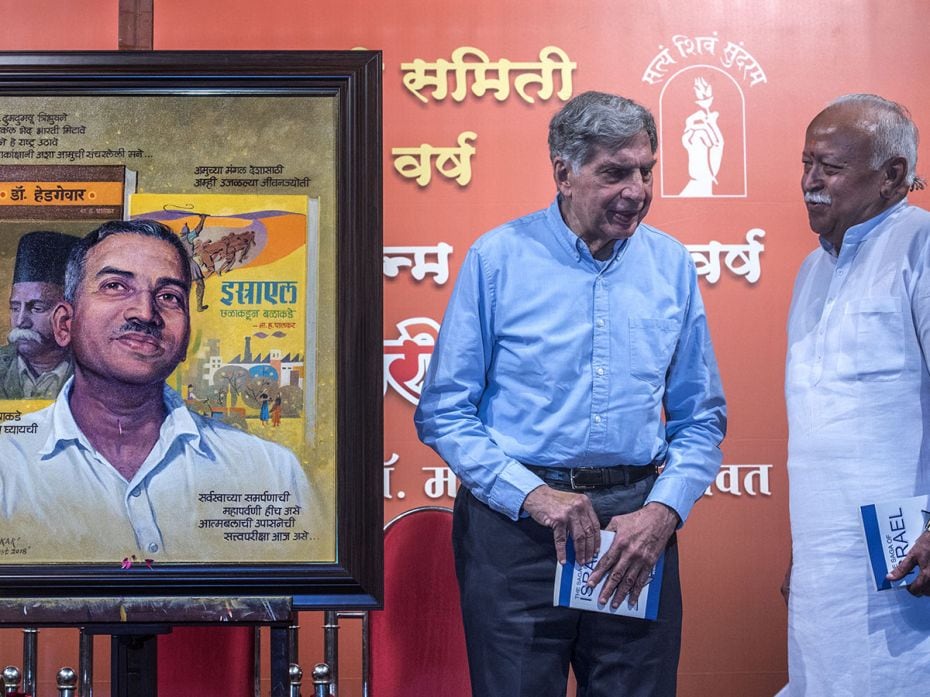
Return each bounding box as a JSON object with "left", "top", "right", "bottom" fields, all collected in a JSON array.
[
  {"left": 553, "top": 529, "right": 664, "bottom": 620},
  {"left": 859, "top": 493, "right": 930, "bottom": 591}
]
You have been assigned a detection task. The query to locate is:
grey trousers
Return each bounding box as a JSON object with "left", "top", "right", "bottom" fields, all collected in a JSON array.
[{"left": 452, "top": 475, "right": 681, "bottom": 697}]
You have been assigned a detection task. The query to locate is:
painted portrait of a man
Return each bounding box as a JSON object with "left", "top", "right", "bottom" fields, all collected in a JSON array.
[
  {"left": 0, "top": 231, "right": 80, "bottom": 400},
  {"left": 0, "top": 220, "right": 316, "bottom": 563}
]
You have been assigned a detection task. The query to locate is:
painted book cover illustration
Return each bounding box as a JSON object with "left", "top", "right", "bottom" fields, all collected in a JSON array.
[{"left": 0, "top": 192, "right": 327, "bottom": 564}]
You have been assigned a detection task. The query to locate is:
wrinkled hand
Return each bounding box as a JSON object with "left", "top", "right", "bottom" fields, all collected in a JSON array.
[
  {"left": 522, "top": 484, "right": 600, "bottom": 565},
  {"left": 887, "top": 530, "right": 930, "bottom": 596},
  {"left": 586, "top": 503, "right": 679, "bottom": 608}
]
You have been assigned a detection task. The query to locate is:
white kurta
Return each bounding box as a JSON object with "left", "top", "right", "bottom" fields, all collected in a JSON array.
[{"left": 782, "top": 200, "right": 930, "bottom": 696}]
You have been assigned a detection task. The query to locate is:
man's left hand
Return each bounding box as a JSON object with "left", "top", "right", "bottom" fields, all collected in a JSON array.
[
  {"left": 586, "top": 502, "right": 679, "bottom": 608},
  {"left": 887, "top": 530, "right": 930, "bottom": 596}
]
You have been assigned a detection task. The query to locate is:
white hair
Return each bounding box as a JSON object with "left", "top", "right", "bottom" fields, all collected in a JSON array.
[{"left": 830, "top": 93, "right": 919, "bottom": 184}]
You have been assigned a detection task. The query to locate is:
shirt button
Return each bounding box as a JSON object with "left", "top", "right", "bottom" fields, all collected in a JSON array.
[
  {"left": 593, "top": 414, "right": 602, "bottom": 424},
  {"left": 131, "top": 489, "right": 142, "bottom": 497},
  {"left": 596, "top": 319, "right": 605, "bottom": 328},
  {"left": 148, "top": 543, "right": 159, "bottom": 553},
  {"left": 596, "top": 367, "right": 605, "bottom": 376}
]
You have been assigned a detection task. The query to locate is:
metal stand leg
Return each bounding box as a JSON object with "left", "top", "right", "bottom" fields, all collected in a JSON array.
[
  {"left": 105, "top": 625, "right": 169, "bottom": 697},
  {"left": 289, "top": 664, "right": 303, "bottom": 697},
  {"left": 333, "top": 612, "right": 368, "bottom": 697},
  {"left": 323, "top": 611, "right": 339, "bottom": 696},
  {"left": 360, "top": 613, "right": 369, "bottom": 697},
  {"left": 111, "top": 633, "right": 158, "bottom": 697},
  {"left": 270, "top": 625, "right": 290, "bottom": 697},
  {"left": 288, "top": 621, "right": 299, "bottom": 666},
  {"left": 252, "top": 627, "right": 261, "bottom": 697},
  {"left": 2, "top": 666, "right": 22, "bottom": 692},
  {"left": 57, "top": 667, "right": 78, "bottom": 697},
  {"left": 79, "top": 629, "right": 94, "bottom": 697},
  {"left": 22, "top": 627, "right": 38, "bottom": 696},
  {"left": 0, "top": 597, "right": 300, "bottom": 696},
  {"left": 312, "top": 664, "right": 333, "bottom": 697}
]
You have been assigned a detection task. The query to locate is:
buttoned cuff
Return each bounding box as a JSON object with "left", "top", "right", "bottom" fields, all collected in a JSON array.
[
  {"left": 645, "top": 475, "right": 698, "bottom": 527},
  {"left": 488, "top": 460, "right": 546, "bottom": 521}
]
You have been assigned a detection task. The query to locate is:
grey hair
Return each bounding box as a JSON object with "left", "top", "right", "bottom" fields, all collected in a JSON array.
[
  {"left": 829, "top": 93, "right": 919, "bottom": 184},
  {"left": 64, "top": 219, "right": 192, "bottom": 303},
  {"left": 548, "top": 91, "right": 657, "bottom": 169}
]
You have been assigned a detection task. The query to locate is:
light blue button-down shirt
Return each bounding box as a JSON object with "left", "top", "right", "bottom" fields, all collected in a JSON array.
[{"left": 415, "top": 198, "right": 726, "bottom": 522}]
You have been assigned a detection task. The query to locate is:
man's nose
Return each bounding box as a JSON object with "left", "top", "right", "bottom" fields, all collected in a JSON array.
[
  {"left": 124, "top": 291, "right": 164, "bottom": 326},
  {"left": 802, "top": 164, "right": 822, "bottom": 192},
  {"left": 12, "top": 307, "right": 31, "bottom": 328},
  {"left": 621, "top": 171, "right": 646, "bottom": 201}
]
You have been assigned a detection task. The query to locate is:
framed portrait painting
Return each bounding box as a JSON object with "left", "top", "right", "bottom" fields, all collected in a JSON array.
[{"left": 0, "top": 51, "right": 383, "bottom": 608}]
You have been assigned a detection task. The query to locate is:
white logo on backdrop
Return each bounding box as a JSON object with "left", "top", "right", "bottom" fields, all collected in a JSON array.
[
  {"left": 661, "top": 66, "right": 746, "bottom": 198},
  {"left": 383, "top": 317, "right": 440, "bottom": 404},
  {"left": 383, "top": 243, "right": 453, "bottom": 285},
  {"left": 641, "top": 34, "right": 767, "bottom": 199},
  {"left": 679, "top": 76, "right": 725, "bottom": 197}
]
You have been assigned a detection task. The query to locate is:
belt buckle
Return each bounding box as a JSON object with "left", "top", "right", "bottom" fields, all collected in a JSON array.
[{"left": 569, "top": 468, "right": 604, "bottom": 490}]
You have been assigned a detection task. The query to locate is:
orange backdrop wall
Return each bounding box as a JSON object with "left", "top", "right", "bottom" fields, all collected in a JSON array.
[{"left": 3, "top": 1, "right": 930, "bottom": 695}]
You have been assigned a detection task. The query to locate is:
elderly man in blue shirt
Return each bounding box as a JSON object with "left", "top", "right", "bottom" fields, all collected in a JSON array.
[{"left": 415, "top": 91, "right": 726, "bottom": 697}]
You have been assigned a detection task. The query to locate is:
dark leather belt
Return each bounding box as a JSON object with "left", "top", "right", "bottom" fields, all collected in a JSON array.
[{"left": 525, "top": 464, "right": 657, "bottom": 491}]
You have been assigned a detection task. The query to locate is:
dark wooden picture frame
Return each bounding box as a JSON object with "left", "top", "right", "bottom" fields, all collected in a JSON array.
[{"left": 0, "top": 51, "right": 383, "bottom": 609}]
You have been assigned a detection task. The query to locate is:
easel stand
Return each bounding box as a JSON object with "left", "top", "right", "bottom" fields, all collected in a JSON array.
[{"left": 0, "top": 596, "right": 307, "bottom": 697}]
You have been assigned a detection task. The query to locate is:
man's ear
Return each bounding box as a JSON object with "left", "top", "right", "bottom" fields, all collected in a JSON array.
[
  {"left": 51, "top": 301, "right": 74, "bottom": 349},
  {"left": 881, "top": 156, "right": 909, "bottom": 199},
  {"left": 552, "top": 157, "right": 573, "bottom": 197}
]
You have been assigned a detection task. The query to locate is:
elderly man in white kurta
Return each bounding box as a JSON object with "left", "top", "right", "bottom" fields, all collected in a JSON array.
[{"left": 780, "top": 94, "right": 930, "bottom": 696}]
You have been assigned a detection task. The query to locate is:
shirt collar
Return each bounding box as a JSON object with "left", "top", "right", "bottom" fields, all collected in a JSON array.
[
  {"left": 546, "top": 196, "right": 628, "bottom": 264},
  {"left": 16, "top": 354, "right": 71, "bottom": 383},
  {"left": 40, "top": 378, "right": 205, "bottom": 459},
  {"left": 820, "top": 199, "right": 908, "bottom": 256}
]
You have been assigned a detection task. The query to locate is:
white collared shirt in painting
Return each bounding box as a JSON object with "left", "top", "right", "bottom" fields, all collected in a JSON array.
[{"left": 0, "top": 378, "right": 320, "bottom": 564}]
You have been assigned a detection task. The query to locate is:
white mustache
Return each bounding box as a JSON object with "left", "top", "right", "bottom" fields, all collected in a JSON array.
[
  {"left": 804, "top": 191, "right": 832, "bottom": 205},
  {"left": 8, "top": 328, "right": 42, "bottom": 343}
]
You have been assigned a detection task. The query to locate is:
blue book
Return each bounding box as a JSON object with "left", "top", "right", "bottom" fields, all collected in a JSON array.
[
  {"left": 859, "top": 494, "right": 930, "bottom": 590},
  {"left": 553, "top": 530, "right": 664, "bottom": 620}
]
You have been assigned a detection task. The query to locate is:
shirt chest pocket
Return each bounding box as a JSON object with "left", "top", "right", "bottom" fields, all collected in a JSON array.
[
  {"left": 629, "top": 318, "right": 681, "bottom": 386},
  {"left": 836, "top": 297, "right": 905, "bottom": 381}
]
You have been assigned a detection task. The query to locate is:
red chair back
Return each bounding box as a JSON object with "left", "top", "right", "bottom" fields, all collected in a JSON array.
[
  {"left": 157, "top": 626, "right": 254, "bottom": 697},
  {"left": 370, "top": 506, "right": 471, "bottom": 697}
]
